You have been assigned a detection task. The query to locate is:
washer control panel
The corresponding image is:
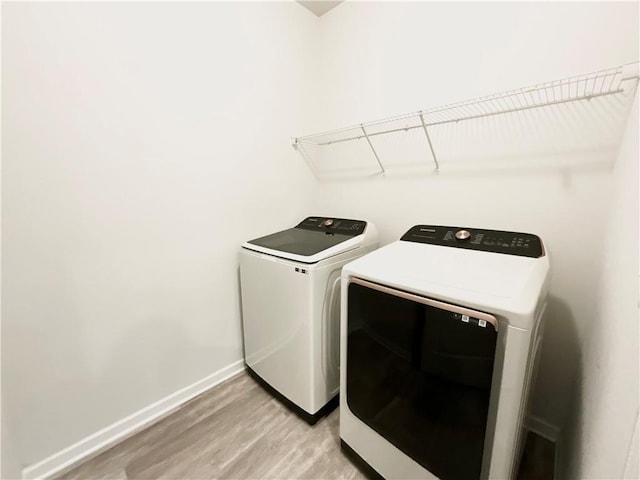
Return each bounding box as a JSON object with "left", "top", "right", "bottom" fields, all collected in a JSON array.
[
  {"left": 296, "top": 217, "right": 367, "bottom": 236},
  {"left": 401, "top": 225, "right": 544, "bottom": 258}
]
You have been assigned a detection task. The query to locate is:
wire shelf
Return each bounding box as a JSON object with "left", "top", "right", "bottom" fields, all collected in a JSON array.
[{"left": 293, "top": 62, "right": 639, "bottom": 177}]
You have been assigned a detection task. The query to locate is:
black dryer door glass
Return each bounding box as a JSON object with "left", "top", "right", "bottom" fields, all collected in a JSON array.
[
  {"left": 247, "top": 228, "right": 352, "bottom": 257},
  {"left": 346, "top": 281, "right": 498, "bottom": 480}
]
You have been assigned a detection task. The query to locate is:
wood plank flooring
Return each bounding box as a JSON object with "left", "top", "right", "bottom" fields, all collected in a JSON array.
[{"left": 55, "top": 371, "right": 554, "bottom": 479}]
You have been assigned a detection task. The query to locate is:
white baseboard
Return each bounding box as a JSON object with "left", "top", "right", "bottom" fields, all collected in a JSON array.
[
  {"left": 22, "top": 360, "right": 246, "bottom": 480},
  {"left": 525, "top": 413, "right": 560, "bottom": 443}
]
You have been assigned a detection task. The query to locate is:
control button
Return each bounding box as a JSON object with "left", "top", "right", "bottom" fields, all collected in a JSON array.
[
  {"left": 455, "top": 230, "right": 471, "bottom": 241},
  {"left": 323, "top": 219, "right": 334, "bottom": 227}
]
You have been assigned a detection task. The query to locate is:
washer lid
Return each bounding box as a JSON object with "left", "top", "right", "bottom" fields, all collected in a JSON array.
[{"left": 242, "top": 216, "right": 369, "bottom": 263}]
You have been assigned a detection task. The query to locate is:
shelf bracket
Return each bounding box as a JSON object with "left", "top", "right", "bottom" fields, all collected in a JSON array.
[
  {"left": 361, "top": 125, "right": 385, "bottom": 173},
  {"left": 419, "top": 112, "right": 440, "bottom": 172}
]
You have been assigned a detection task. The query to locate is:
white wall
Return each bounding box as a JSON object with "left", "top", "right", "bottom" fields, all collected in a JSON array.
[
  {"left": 559, "top": 93, "right": 639, "bottom": 479},
  {"left": 312, "top": 1, "right": 639, "bottom": 434},
  {"left": 1, "top": 3, "right": 318, "bottom": 477}
]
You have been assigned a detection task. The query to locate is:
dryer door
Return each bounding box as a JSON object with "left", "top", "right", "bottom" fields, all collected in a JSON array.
[{"left": 346, "top": 278, "right": 498, "bottom": 480}]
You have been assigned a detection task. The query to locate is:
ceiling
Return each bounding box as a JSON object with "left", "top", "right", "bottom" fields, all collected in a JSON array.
[{"left": 297, "top": 1, "right": 343, "bottom": 17}]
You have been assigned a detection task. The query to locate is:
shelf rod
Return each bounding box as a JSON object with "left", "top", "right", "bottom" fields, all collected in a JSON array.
[
  {"left": 361, "top": 125, "right": 385, "bottom": 173},
  {"left": 419, "top": 112, "right": 439, "bottom": 171},
  {"left": 299, "top": 87, "right": 626, "bottom": 147}
]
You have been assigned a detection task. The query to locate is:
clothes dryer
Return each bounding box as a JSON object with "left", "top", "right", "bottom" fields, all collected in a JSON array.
[
  {"left": 340, "top": 225, "right": 550, "bottom": 479},
  {"left": 240, "top": 216, "right": 378, "bottom": 424}
]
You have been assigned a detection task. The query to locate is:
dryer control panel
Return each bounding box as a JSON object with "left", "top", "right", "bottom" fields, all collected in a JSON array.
[
  {"left": 401, "top": 225, "right": 544, "bottom": 258},
  {"left": 296, "top": 217, "right": 367, "bottom": 236}
]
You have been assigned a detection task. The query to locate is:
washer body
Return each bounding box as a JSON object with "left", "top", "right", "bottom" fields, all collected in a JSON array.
[
  {"left": 340, "top": 225, "right": 550, "bottom": 480},
  {"left": 240, "top": 216, "right": 378, "bottom": 422}
]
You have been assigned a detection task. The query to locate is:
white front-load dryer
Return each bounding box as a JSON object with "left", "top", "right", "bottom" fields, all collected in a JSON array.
[
  {"left": 340, "top": 225, "right": 550, "bottom": 479},
  {"left": 240, "top": 216, "right": 378, "bottom": 424}
]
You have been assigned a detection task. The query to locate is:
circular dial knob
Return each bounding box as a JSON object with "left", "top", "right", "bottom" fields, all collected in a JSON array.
[
  {"left": 323, "top": 219, "right": 334, "bottom": 227},
  {"left": 455, "top": 229, "right": 471, "bottom": 241}
]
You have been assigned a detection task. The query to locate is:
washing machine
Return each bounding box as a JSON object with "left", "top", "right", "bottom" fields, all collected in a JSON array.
[
  {"left": 340, "top": 225, "right": 550, "bottom": 480},
  {"left": 240, "top": 216, "right": 378, "bottom": 424}
]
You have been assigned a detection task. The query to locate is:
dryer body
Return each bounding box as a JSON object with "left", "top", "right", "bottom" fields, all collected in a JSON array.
[{"left": 339, "top": 226, "right": 550, "bottom": 480}]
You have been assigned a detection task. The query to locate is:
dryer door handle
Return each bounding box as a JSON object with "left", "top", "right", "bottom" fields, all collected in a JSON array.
[{"left": 349, "top": 277, "right": 499, "bottom": 332}]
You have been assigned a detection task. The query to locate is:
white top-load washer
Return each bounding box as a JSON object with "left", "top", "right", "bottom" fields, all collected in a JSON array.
[
  {"left": 340, "top": 225, "right": 550, "bottom": 480},
  {"left": 240, "top": 216, "right": 378, "bottom": 424}
]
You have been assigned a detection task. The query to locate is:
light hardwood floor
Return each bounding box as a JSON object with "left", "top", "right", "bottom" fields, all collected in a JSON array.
[{"left": 55, "top": 371, "right": 553, "bottom": 479}]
